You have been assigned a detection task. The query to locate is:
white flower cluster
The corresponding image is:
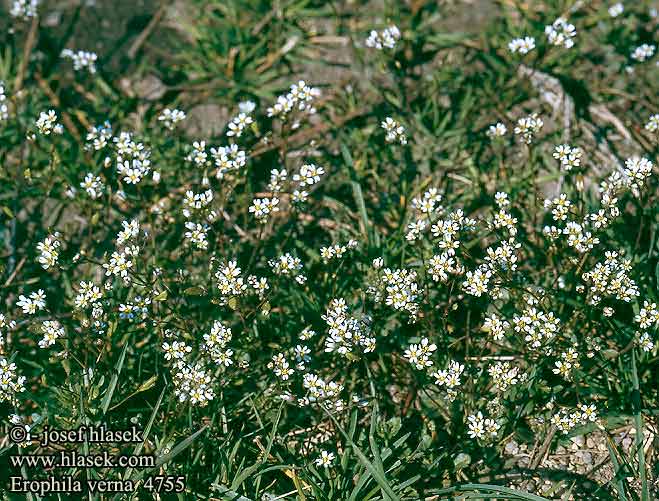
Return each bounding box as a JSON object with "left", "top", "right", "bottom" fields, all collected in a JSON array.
[
  {"left": 413, "top": 188, "right": 444, "bottom": 215},
  {"left": 462, "top": 266, "right": 492, "bottom": 297},
  {"left": 249, "top": 197, "right": 280, "bottom": 223},
  {"left": 214, "top": 260, "right": 269, "bottom": 303},
  {"left": 0, "top": 82, "right": 8, "bottom": 122},
  {"left": 635, "top": 302, "right": 658, "bottom": 352},
  {"left": 103, "top": 225, "right": 141, "bottom": 284},
  {"left": 322, "top": 298, "right": 375, "bottom": 355},
  {"left": 16, "top": 289, "right": 46, "bottom": 315},
  {"left": 544, "top": 193, "right": 571, "bottom": 222},
  {"left": 0, "top": 314, "right": 16, "bottom": 349},
  {"left": 74, "top": 281, "right": 103, "bottom": 309},
  {"left": 482, "top": 313, "right": 510, "bottom": 341},
  {"left": 404, "top": 337, "right": 437, "bottom": 370},
  {"left": 114, "top": 131, "right": 152, "bottom": 185},
  {"left": 302, "top": 373, "right": 344, "bottom": 409},
  {"left": 608, "top": 3, "right": 624, "bottom": 17},
  {"left": 581, "top": 251, "right": 639, "bottom": 304},
  {"left": 427, "top": 253, "right": 462, "bottom": 283},
  {"left": 405, "top": 188, "right": 446, "bottom": 242},
  {"left": 212, "top": 144, "right": 247, "bottom": 179},
  {"left": 486, "top": 122, "right": 507, "bottom": 138},
  {"left": 269, "top": 253, "right": 306, "bottom": 284},
  {"left": 38, "top": 320, "right": 65, "bottom": 348},
  {"left": 508, "top": 37, "right": 536, "bottom": 54},
  {"left": 645, "top": 114, "right": 659, "bottom": 133},
  {"left": 227, "top": 113, "right": 253, "bottom": 138},
  {"left": 187, "top": 140, "right": 208, "bottom": 167},
  {"left": 103, "top": 246, "right": 138, "bottom": 281},
  {"left": 202, "top": 321, "right": 234, "bottom": 367},
  {"left": 514, "top": 113, "right": 543, "bottom": 143},
  {"left": 182, "top": 190, "right": 214, "bottom": 250},
  {"left": 467, "top": 411, "right": 500, "bottom": 440},
  {"left": 485, "top": 238, "right": 521, "bottom": 273},
  {"left": 10, "top": 0, "right": 39, "bottom": 19},
  {"left": 553, "top": 144, "right": 582, "bottom": 171},
  {"left": 293, "top": 163, "right": 325, "bottom": 187},
  {"left": 365, "top": 25, "right": 401, "bottom": 50},
  {"left": 266, "top": 80, "right": 320, "bottom": 119},
  {"left": 183, "top": 190, "right": 214, "bottom": 219},
  {"left": 117, "top": 219, "right": 140, "bottom": 246},
  {"left": 488, "top": 361, "right": 521, "bottom": 392},
  {"left": 492, "top": 202, "right": 518, "bottom": 237},
  {"left": 545, "top": 17, "right": 576, "bottom": 48},
  {"left": 432, "top": 359, "right": 465, "bottom": 401},
  {"left": 268, "top": 353, "right": 295, "bottom": 380},
  {"left": 162, "top": 335, "right": 218, "bottom": 406},
  {"left": 85, "top": 121, "right": 113, "bottom": 151},
  {"left": 552, "top": 347, "right": 581, "bottom": 380},
  {"left": 256, "top": 163, "right": 325, "bottom": 214},
  {"left": 80, "top": 172, "right": 105, "bottom": 199},
  {"left": 292, "top": 344, "right": 311, "bottom": 371},
  {"left": 184, "top": 222, "right": 209, "bottom": 250},
  {"left": 543, "top": 193, "right": 601, "bottom": 253},
  {"left": 380, "top": 268, "right": 420, "bottom": 319},
  {"left": 512, "top": 306, "right": 560, "bottom": 349},
  {"left": 319, "top": 239, "right": 358, "bottom": 263},
  {"left": 464, "top": 205, "right": 515, "bottom": 297},
  {"left": 551, "top": 404, "right": 597, "bottom": 434},
  {"left": 267, "top": 169, "right": 287, "bottom": 192},
  {"left": 215, "top": 260, "right": 248, "bottom": 298},
  {"left": 119, "top": 296, "right": 151, "bottom": 321},
  {"left": 0, "top": 357, "right": 26, "bottom": 405},
  {"left": 173, "top": 362, "right": 215, "bottom": 406},
  {"left": 36, "top": 110, "right": 63, "bottom": 135},
  {"left": 381, "top": 117, "right": 407, "bottom": 145},
  {"left": 622, "top": 156, "right": 654, "bottom": 193},
  {"left": 36, "top": 234, "right": 61, "bottom": 270},
  {"left": 162, "top": 339, "right": 192, "bottom": 366},
  {"left": 631, "top": 44, "right": 655, "bottom": 62},
  {"left": 158, "top": 108, "right": 186, "bottom": 130},
  {"left": 61, "top": 49, "right": 98, "bottom": 74}
]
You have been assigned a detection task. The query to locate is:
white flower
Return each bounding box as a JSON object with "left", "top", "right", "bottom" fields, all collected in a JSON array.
[
  {"left": 16, "top": 290, "right": 47, "bottom": 315},
  {"left": 266, "top": 80, "right": 319, "bottom": 119},
  {"left": 514, "top": 113, "right": 543, "bottom": 143},
  {"left": 226, "top": 113, "right": 253, "bottom": 137},
  {"left": 381, "top": 117, "right": 407, "bottom": 145},
  {"left": 0, "top": 83, "right": 9, "bottom": 122},
  {"left": 631, "top": 44, "right": 655, "bottom": 62},
  {"left": 487, "top": 122, "right": 507, "bottom": 138},
  {"left": 645, "top": 114, "right": 659, "bottom": 133},
  {"left": 293, "top": 164, "right": 325, "bottom": 186},
  {"left": 365, "top": 25, "right": 401, "bottom": 50},
  {"left": 61, "top": 49, "right": 98, "bottom": 74},
  {"left": 238, "top": 100, "right": 256, "bottom": 114},
  {"left": 608, "top": 3, "right": 624, "bottom": 17},
  {"left": 314, "top": 450, "right": 335, "bottom": 468},
  {"left": 80, "top": 173, "right": 105, "bottom": 199},
  {"left": 158, "top": 108, "right": 186, "bottom": 130},
  {"left": 545, "top": 18, "right": 576, "bottom": 48},
  {"left": 36, "top": 234, "right": 61, "bottom": 270},
  {"left": 508, "top": 37, "right": 536, "bottom": 54},
  {"left": 36, "top": 110, "right": 60, "bottom": 135},
  {"left": 249, "top": 197, "right": 280, "bottom": 223},
  {"left": 10, "top": 0, "right": 39, "bottom": 19}
]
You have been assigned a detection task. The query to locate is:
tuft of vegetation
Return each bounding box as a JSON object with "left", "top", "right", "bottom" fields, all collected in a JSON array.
[{"left": 1, "top": 0, "right": 658, "bottom": 499}]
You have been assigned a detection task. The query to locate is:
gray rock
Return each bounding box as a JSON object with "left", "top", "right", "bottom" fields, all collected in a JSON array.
[{"left": 183, "top": 103, "right": 230, "bottom": 139}]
